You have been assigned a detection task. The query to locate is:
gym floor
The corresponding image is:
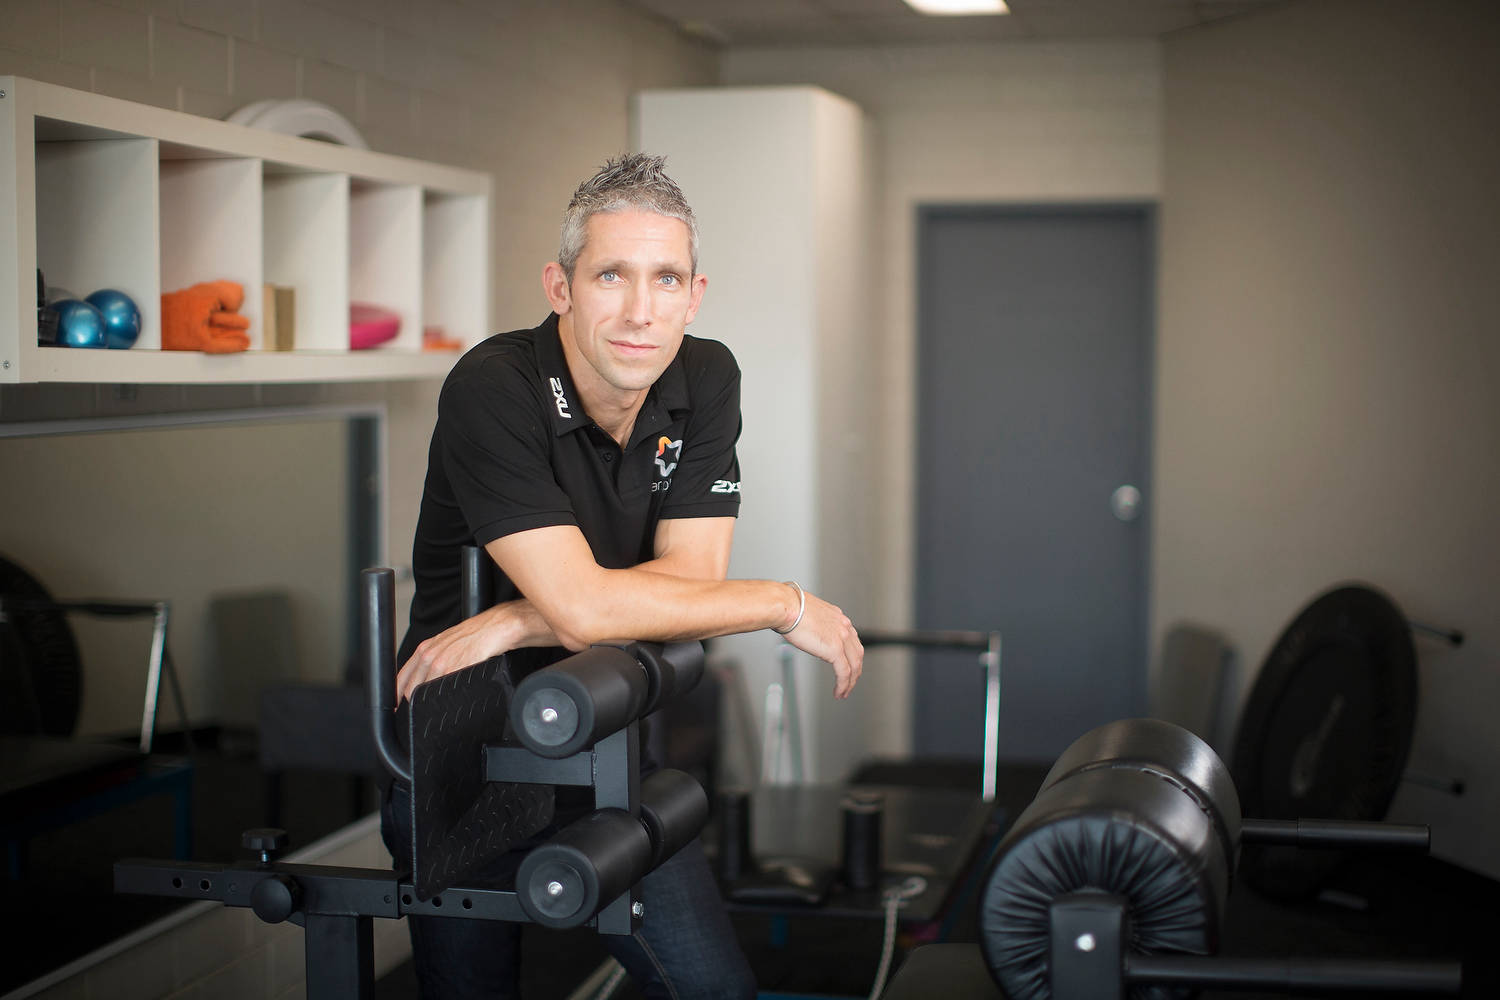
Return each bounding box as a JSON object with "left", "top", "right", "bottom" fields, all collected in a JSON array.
[
  {"left": 7, "top": 747, "right": 1497, "bottom": 999},
  {"left": 376, "top": 762, "right": 1500, "bottom": 1000}
]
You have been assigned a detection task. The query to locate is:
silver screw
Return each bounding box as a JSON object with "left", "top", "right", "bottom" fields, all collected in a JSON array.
[
  {"left": 0, "top": 91, "right": 7, "bottom": 98},
  {"left": 631, "top": 901, "right": 644, "bottom": 917},
  {"left": 546, "top": 880, "right": 564, "bottom": 897},
  {"left": 540, "top": 706, "right": 558, "bottom": 723},
  {"left": 2, "top": 360, "right": 9, "bottom": 369},
  {"left": 1075, "top": 933, "right": 1096, "bottom": 952}
]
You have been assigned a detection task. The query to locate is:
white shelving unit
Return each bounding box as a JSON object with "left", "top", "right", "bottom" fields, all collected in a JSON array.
[{"left": 0, "top": 76, "right": 490, "bottom": 385}]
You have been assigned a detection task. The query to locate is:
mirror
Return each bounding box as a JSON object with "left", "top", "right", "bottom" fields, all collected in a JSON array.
[{"left": 0, "top": 411, "right": 382, "bottom": 992}]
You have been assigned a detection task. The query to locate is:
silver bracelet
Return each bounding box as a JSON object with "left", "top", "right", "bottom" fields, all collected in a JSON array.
[{"left": 773, "top": 580, "right": 805, "bottom": 635}]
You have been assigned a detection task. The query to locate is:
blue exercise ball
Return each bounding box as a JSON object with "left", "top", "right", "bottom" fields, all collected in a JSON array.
[
  {"left": 85, "top": 288, "right": 141, "bottom": 349},
  {"left": 49, "top": 299, "right": 108, "bottom": 349}
]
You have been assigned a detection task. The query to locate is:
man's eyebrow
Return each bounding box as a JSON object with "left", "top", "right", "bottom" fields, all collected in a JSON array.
[{"left": 591, "top": 259, "right": 689, "bottom": 275}]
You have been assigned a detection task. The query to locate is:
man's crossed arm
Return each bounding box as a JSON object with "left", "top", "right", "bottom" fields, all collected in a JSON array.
[{"left": 395, "top": 517, "right": 864, "bottom": 703}]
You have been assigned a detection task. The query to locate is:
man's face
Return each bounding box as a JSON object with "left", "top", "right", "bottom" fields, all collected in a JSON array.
[{"left": 550, "top": 210, "right": 707, "bottom": 401}]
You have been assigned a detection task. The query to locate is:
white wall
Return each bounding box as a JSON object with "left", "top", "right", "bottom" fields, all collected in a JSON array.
[
  {"left": 1156, "top": 0, "right": 1500, "bottom": 877},
  {"left": 724, "top": 41, "right": 1164, "bottom": 764},
  {"left": 633, "top": 86, "right": 875, "bottom": 782}
]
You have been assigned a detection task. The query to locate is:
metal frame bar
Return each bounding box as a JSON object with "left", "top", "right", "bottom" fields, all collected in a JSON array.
[{"left": 858, "top": 629, "right": 1003, "bottom": 801}]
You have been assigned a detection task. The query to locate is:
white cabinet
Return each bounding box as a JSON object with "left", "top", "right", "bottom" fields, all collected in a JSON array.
[
  {"left": 633, "top": 86, "right": 876, "bottom": 782},
  {"left": 0, "top": 76, "right": 490, "bottom": 384}
]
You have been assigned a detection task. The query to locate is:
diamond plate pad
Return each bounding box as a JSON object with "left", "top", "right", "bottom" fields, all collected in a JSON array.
[{"left": 409, "top": 655, "right": 555, "bottom": 900}]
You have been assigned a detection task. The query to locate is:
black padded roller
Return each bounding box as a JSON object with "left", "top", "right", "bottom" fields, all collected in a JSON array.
[
  {"left": 511, "top": 647, "right": 649, "bottom": 758},
  {"left": 638, "top": 768, "right": 709, "bottom": 869},
  {"left": 1041, "top": 718, "right": 1244, "bottom": 873},
  {"left": 980, "top": 766, "right": 1231, "bottom": 1000},
  {"left": 629, "top": 641, "right": 706, "bottom": 716},
  {"left": 516, "top": 808, "right": 653, "bottom": 928}
]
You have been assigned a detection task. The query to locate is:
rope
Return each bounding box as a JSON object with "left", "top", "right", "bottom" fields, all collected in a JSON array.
[{"left": 868, "top": 876, "right": 928, "bottom": 1000}]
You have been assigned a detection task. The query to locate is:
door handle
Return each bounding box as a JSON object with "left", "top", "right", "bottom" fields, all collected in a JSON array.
[{"left": 1111, "top": 484, "right": 1142, "bottom": 522}]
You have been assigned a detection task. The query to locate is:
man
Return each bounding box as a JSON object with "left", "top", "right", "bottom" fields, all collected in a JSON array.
[{"left": 383, "top": 153, "right": 864, "bottom": 999}]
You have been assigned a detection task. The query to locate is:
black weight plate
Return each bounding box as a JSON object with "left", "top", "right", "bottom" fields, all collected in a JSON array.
[
  {"left": 0, "top": 555, "right": 83, "bottom": 737},
  {"left": 1230, "top": 584, "right": 1417, "bottom": 899}
]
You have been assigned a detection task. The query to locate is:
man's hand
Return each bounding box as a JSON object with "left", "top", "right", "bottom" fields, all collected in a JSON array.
[
  {"left": 395, "top": 600, "right": 553, "bottom": 703},
  {"left": 780, "top": 588, "right": 864, "bottom": 699}
]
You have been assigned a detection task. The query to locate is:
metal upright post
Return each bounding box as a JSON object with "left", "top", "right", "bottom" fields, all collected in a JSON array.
[
  {"left": 980, "top": 631, "right": 1001, "bottom": 802},
  {"left": 304, "top": 913, "right": 374, "bottom": 1000},
  {"left": 139, "top": 601, "right": 169, "bottom": 754}
]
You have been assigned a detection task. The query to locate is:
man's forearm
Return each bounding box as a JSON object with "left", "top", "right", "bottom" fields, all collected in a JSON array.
[
  {"left": 488, "top": 598, "right": 561, "bottom": 649},
  {"left": 496, "top": 549, "right": 727, "bottom": 650},
  {"left": 529, "top": 569, "right": 798, "bottom": 650}
]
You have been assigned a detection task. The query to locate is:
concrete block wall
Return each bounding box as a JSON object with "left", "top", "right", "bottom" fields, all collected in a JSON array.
[{"left": 0, "top": 1, "right": 717, "bottom": 996}]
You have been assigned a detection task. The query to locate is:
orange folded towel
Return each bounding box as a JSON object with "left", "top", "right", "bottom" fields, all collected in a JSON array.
[{"left": 161, "top": 280, "right": 251, "bottom": 353}]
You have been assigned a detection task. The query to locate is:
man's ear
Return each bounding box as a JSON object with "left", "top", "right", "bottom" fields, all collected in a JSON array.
[
  {"left": 684, "top": 272, "right": 708, "bottom": 325},
  {"left": 542, "top": 262, "right": 572, "bottom": 314}
]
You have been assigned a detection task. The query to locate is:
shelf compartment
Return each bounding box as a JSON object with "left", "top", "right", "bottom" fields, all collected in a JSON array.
[
  {"left": 34, "top": 130, "right": 160, "bottom": 349},
  {"left": 263, "top": 169, "right": 349, "bottom": 353},
  {"left": 159, "top": 157, "right": 263, "bottom": 350},
  {"left": 349, "top": 180, "right": 422, "bottom": 352},
  {"left": 3, "top": 77, "right": 491, "bottom": 385},
  {"left": 423, "top": 191, "right": 488, "bottom": 352}
]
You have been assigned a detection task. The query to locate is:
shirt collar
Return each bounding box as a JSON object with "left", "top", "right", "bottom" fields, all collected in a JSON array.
[{"left": 533, "top": 313, "right": 692, "bottom": 446}]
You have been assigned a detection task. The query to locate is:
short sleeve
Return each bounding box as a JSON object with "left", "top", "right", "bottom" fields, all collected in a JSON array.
[
  {"left": 660, "top": 342, "right": 742, "bottom": 519},
  {"left": 437, "top": 364, "right": 577, "bottom": 545}
]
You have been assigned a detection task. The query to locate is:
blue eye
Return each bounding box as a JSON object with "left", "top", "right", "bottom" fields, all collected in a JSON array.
[{"left": 659, "top": 274, "right": 679, "bottom": 286}]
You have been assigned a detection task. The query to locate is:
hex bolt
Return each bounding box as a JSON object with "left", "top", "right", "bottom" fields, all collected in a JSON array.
[
  {"left": 631, "top": 901, "right": 644, "bottom": 917},
  {"left": 1075, "top": 933, "right": 1096, "bottom": 952}
]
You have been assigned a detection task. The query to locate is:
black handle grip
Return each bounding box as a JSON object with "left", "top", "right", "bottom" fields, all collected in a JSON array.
[
  {"left": 460, "top": 545, "right": 492, "bottom": 620},
  {"left": 1240, "top": 818, "right": 1431, "bottom": 852},
  {"left": 1126, "top": 955, "right": 1461, "bottom": 994},
  {"left": 856, "top": 628, "right": 995, "bottom": 652},
  {"left": 362, "top": 567, "right": 411, "bottom": 785}
]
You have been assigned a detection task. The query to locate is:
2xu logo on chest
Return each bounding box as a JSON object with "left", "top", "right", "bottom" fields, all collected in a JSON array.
[{"left": 550, "top": 377, "right": 571, "bottom": 418}]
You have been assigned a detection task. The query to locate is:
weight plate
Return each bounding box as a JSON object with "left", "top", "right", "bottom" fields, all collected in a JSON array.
[
  {"left": 0, "top": 555, "right": 84, "bottom": 737},
  {"left": 1230, "top": 584, "right": 1417, "bottom": 899}
]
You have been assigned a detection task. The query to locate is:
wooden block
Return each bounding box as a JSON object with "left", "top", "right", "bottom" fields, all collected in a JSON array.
[
  {"left": 262, "top": 284, "right": 296, "bottom": 350},
  {"left": 273, "top": 285, "right": 296, "bottom": 350},
  {"left": 262, "top": 283, "right": 278, "bottom": 350}
]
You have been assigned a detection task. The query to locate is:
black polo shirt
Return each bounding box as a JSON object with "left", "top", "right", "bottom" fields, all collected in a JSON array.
[{"left": 400, "top": 313, "right": 743, "bottom": 668}]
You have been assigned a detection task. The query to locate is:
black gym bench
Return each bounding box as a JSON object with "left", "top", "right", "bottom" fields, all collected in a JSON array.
[{"left": 115, "top": 564, "right": 711, "bottom": 998}]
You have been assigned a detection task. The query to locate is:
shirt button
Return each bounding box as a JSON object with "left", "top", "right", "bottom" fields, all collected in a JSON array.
[{"left": 602, "top": 452, "right": 613, "bottom": 462}]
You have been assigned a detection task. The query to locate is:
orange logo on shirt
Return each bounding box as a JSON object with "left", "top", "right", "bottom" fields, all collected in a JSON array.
[{"left": 655, "top": 436, "right": 682, "bottom": 477}]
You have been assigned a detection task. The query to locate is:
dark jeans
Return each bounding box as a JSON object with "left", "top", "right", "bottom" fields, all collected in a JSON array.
[{"left": 381, "top": 783, "right": 756, "bottom": 1000}]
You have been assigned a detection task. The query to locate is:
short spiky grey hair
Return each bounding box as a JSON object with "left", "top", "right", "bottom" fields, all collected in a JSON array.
[{"left": 558, "top": 153, "right": 699, "bottom": 283}]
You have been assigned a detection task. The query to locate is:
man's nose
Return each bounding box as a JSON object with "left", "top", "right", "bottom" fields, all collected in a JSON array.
[{"left": 624, "top": 282, "right": 652, "bottom": 326}]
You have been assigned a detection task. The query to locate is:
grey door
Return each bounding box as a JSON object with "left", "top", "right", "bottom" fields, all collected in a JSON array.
[{"left": 914, "top": 206, "right": 1153, "bottom": 763}]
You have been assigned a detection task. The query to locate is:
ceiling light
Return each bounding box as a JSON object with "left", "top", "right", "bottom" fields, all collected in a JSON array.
[{"left": 903, "top": 0, "right": 1009, "bottom": 15}]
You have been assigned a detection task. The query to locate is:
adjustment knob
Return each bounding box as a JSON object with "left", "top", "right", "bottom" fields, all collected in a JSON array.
[
  {"left": 250, "top": 873, "right": 301, "bottom": 923},
  {"left": 242, "top": 828, "right": 289, "bottom": 862}
]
